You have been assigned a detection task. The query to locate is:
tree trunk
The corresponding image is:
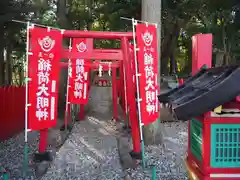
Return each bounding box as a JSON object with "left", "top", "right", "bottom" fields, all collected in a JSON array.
[
  {"left": 0, "top": 24, "right": 4, "bottom": 85},
  {"left": 161, "top": 22, "right": 180, "bottom": 75},
  {"left": 169, "top": 27, "right": 180, "bottom": 75},
  {"left": 56, "top": 0, "right": 71, "bottom": 117},
  {"left": 161, "top": 24, "right": 172, "bottom": 75},
  {"left": 5, "top": 32, "right": 13, "bottom": 86},
  {"left": 5, "top": 43, "right": 12, "bottom": 85},
  {"left": 86, "top": 0, "right": 93, "bottom": 30},
  {"left": 19, "top": 68, "right": 24, "bottom": 86},
  {"left": 169, "top": 52, "right": 177, "bottom": 74},
  {"left": 222, "top": 24, "right": 228, "bottom": 65},
  {"left": 57, "top": 0, "right": 70, "bottom": 28},
  {"left": 141, "top": 0, "right": 163, "bottom": 145},
  {"left": 161, "top": 57, "right": 169, "bottom": 75}
]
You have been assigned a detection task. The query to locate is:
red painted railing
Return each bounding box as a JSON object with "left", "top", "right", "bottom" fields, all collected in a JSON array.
[{"left": 0, "top": 86, "right": 25, "bottom": 141}]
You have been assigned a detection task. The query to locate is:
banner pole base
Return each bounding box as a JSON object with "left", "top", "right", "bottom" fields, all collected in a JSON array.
[
  {"left": 34, "top": 152, "right": 52, "bottom": 163},
  {"left": 140, "top": 140, "right": 146, "bottom": 168},
  {"left": 122, "top": 113, "right": 131, "bottom": 134},
  {"left": 122, "top": 125, "right": 131, "bottom": 132},
  {"left": 1, "top": 168, "right": 8, "bottom": 180},
  {"left": 23, "top": 142, "right": 28, "bottom": 177},
  {"left": 123, "top": 112, "right": 130, "bottom": 128},
  {"left": 129, "top": 150, "right": 142, "bottom": 160},
  {"left": 3, "top": 173, "right": 8, "bottom": 180},
  {"left": 60, "top": 124, "right": 71, "bottom": 131},
  {"left": 151, "top": 166, "right": 157, "bottom": 180}
]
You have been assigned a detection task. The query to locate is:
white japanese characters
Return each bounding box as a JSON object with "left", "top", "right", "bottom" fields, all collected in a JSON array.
[
  {"left": 74, "top": 59, "right": 88, "bottom": 99},
  {"left": 142, "top": 30, "right": 158, "bottom": 115},
  {"left": 68, "top": 40, "right": 89, "bottom": 103},
  {"left": 36, "top": 53, "right": 54, "bottom": 121}
]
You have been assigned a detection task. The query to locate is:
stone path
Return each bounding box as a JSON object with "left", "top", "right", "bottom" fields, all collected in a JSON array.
[
  {"left": 41, "top": 116, "right": 123, "bottom": 180},
  {"left": 41, "top": 85, "right": 124, "bottom": 180}
]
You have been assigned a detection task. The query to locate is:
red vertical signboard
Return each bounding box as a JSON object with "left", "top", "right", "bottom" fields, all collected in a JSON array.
[
  {"left": 68, "top": 38, "right": 90, "bottom": 104},
  {"left": 28, "top": 27, "right": 62, "bottom": 130},
  {"left": 136, "top": 24, "right": 159, "bottom": 125}
]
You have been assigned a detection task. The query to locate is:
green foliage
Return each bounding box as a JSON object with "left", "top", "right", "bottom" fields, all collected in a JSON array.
[
  {"left": 2, "top": 0, "right": 240, "bottom": 82},
  {"left": 169, "top": 0, "right": 240, "bottom": 73},
  {"left": 68, "top": 0, "right": 140, "bottom": 47}
]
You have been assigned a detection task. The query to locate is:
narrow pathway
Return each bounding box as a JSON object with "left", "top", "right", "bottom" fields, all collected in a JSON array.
[
  {"left": 42, "top": 84, "right": 124, "bottom": 180},
  {"left": 41, "top": 116, "right": 123, "bottom": 180}
]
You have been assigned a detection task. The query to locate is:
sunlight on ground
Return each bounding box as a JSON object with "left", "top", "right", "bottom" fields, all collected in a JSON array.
[
  {"left": 179, "top": 132, "right": 188, "bottom": 136},
  {"left": 87, "top": 116, "right": 100, "bottom": 125},
  {"left": 88, "top": 116, "right": 113, "bottom": 135},
  {"left": 78, "top": 137, "right": 105, "bottom": 161}
]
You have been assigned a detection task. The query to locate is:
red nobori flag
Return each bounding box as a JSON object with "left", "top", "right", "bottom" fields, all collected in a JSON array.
[
  {"left": 28, "top": 27, "right": 62, "bottom": 130},
  {"left": 68, "top": 38, "right": 90, "bottom": 104},
  {"left": 136, "top": 24, "right": 159, "bottom": 125}
]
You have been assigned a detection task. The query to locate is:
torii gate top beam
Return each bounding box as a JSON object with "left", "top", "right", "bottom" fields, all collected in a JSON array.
[
  {"left": 61, "top": 49, "right": 123, "bottom": 60},
  {"left": 63, "top": 30, "right": 133, "bottom": 39},
  {"left": 60, "top": 31, "right": 133, "bottom": 60}
]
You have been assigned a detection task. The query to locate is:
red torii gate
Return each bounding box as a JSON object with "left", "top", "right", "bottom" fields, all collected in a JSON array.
[{"left": 58, "top": 30, "right": 141, "bottom": 157}]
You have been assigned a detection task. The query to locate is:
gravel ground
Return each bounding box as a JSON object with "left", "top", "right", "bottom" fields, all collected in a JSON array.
[
  {"left": 0, "top": 130, "right": 39, "bottom": 180},
  {"left": 0, "top": 120, "right": 64, "bottom": 180},
  {"left": 0, "top": 84, "right": 189, "bottom": 180},
  {"left": 126, "top": 122, "right": 188, "bottom": 180},
  {"left": 0, "top": 120, "right": 188, "bottom": 180}
]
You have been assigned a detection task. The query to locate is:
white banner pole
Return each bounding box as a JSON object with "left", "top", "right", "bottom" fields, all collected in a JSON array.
[
  {"left": 23, "top": 21, "right": 33, "bottom": 176},
  {"left": 64, "top": 38, "right": 72, "bottom": 130},
  {"left": 132, "top": 18, "right": 145, "bottom": 167}
]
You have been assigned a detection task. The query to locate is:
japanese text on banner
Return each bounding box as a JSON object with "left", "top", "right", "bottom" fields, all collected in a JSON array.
[
  {"left": 36, "top": 53, "right": 54, "bottom": 121},
  {"left": 136, "top": 24, "right": 159, "bottom": 125},
  {"left": 74, "top": 59, "right": 88, "bottom": 99},
  {"left": 68, "top": 39, "right": 90, "bottom": 104},
  {"left": 28, "top": 27, "right": 61, "bottom": 130}
]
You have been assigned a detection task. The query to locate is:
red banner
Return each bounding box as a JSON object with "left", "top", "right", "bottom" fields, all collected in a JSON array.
[
  {"left": 28, "top": 27, "right": 62, "bottom": 130},
  {"left": 68, "top": 38, "right": 90, "bottom": 104},
  {"left": 136, "top": 24, "right": 159, "bottom": 125}
]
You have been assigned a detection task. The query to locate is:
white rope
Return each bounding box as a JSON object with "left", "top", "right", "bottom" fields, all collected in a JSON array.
[
  {"left": 65, "top": 38, "right": 72, "bottom": 123},
  {"left": 108, "top": 62, "right": 112, "bottom": 76},
  {"left": 12, "top": 20, "right": 63, "bottom": 31},
  {"left": 98, "top": 64, "right": 103, "bottom": 77},
  {"left": 120, "top": 17, "right": 157, "bottom": 27}
]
